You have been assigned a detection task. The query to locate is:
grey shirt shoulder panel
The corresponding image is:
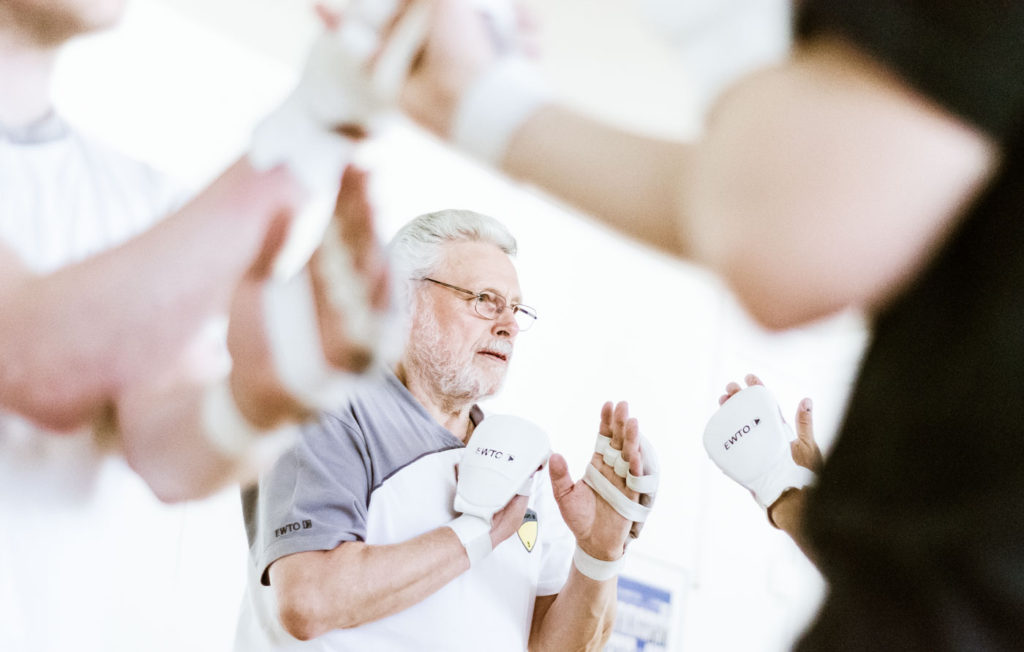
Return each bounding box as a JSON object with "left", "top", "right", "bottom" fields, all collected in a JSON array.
[{"left": 246, "top": 370, "right": 474, "bottom": 585}]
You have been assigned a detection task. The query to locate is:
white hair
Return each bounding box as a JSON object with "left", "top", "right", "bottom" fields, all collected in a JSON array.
[{"left": 388, "top": 209, "right": 517, "bottom": 311}]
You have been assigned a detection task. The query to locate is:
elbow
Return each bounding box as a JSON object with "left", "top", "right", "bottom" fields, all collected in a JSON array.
[
  {"left": 1, "top": 377, "right": 104, "bottom": 434},
  {"left": 123, "top": 452, "right": 196, "bottom": 504},
  {"left": 122, "top": 444, "right": 219, "bottom": 504},
  {"left": 730, "top": 283, "right": 819, "bottom": 332},
  {"left": 277, "top": 584, "right": 346, "bottom": 641},
  {"left": 144, "top": 479, "right": 201, "bottom": 505},
  {"left": 279, "top": 602, "right": 328, "bottom": 642},
  {"left": 723, "top": 260, "right": 855, "bottom": 331},
  {"left": 697, "top": 225, "right": 848, "bottom": 331}
]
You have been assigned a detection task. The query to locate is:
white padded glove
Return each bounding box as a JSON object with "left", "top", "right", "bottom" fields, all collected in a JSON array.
[
  {"left": 703, "top": 384, "right": 815, "bottom": 509},
  {"left": 449, "top": 414, "right": 551, "bottom": 565}
]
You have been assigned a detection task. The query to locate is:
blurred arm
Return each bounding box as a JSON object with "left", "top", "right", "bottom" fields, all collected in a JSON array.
[{"left": 0, "top": 159, "right": 301, "bottom": 432}]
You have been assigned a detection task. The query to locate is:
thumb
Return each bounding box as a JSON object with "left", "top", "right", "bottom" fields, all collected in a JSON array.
[
  {"left": 248, "top": 212, "right": 293, "bottom": 281},
  {"left": 794, "top": 397, "right": 815, "bottom": 445},
  {"left": 548, "top": 453, "right": 575, "bottom": 501},
  {"left": 791, "top": 397, "right": 824, "bottom": 472}
]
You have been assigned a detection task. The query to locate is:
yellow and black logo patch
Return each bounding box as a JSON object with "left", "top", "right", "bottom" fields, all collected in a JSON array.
[{"left": 518, "top": 509, "right": 538, "bottom": 552}]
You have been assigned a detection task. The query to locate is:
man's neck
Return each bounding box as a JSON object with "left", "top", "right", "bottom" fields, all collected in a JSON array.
[
  {"left": 394, "top": 362, "right": 477, "bottom": 444},
  {"left": 0, "top": 29, "right": 59, "bottom": 127}
]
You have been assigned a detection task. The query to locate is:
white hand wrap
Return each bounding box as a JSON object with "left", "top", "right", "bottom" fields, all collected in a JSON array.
[
  {"left": 703, "top": 385, "right": 816, "bottom": 509},
  {"left": 200, "top": 376, "right": 296, "bottom": 468},
  {"left": 572, "top": 545, "right": 623, "bottom": 582},
  {"left": 248, "top": 1, "right": 420, "bottom": 413},
  {"left": 448, "top": 0, "right": 551, "bottom": 166},
  {"left": 260, "top": 267, "right": 357, "bottom": 410},
  {"left": 584, "top": 433, "right": 660, "bottom": 542},
  {"left": 449, "top": 414, "right": 551, "bottom": 565},
  {"left": 249, "top": 0, "right": 431, "bottom": 193},
  {"left": 451, "top": 57, "right": 552, "bottom": 167}
]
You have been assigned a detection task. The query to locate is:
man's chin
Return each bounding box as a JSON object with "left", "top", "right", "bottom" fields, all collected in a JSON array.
[{"left": 470, "top": 371, "right": 507, "bottom": 401}]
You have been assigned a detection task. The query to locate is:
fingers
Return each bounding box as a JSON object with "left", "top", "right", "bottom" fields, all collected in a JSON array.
[
  {"left": 792, "top": 396, "right": 824, "bottom": 470},
  {"left": 314, "top": 2, "right": 342, "bottom": 30},
  {"left": 795, "top": 397, "right": 814, "bottom": 443},
  {"left": 598, "top": 401, "right": 613, "bottom": 436},
  {"left": 593, "top": 401, "right": 641, "bottom": 498},
  {"left": 332, "top": 165, "right": 393, "bottom": 312},
  {"left": 247, "top": 213, "right": 293, "bottom": 281},
  {"left": 718, "top": 373, "right": 764, "bottom": 405},
  {"left": 718, "top": 381, "right": 741, "bottom": 405},
  {"left": 591, "top": 401, "right": 614, "bottom": 468},
  {"left": 367, "top": 0, "right": 434, "bottom": 97},
  {"left": 548, "top": 452, "right": 574, "bottom": 501},
  {"left": 610, "top": 401, "right": 629, "bottom": 451},
  {"left": 332, "top": 166, "right": 374, "bottom": 268},
  {"left": 306, "top": 168, "right": 380, "bottom": 372},
  {"left": 501, "top": 493, "right": 529, "bottom": 514},
  {"left": 622, "top": 417, "right": 642, "bottom": 478}
]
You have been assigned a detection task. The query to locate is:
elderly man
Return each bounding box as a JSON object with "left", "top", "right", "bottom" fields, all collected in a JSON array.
[
  {"left": 236, "top": 208, "right": 656, "bottom": 651},
  {"left": 364, "top": 1, "right": 1024, "bottom": 647}
]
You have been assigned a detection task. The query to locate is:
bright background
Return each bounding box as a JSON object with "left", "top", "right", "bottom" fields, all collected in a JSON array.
[{"left": 53, "top": 1, "right": 869, "bottom": 650}]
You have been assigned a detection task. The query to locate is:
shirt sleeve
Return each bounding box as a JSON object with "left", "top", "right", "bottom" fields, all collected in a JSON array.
[
  {"left": 797, "top": 0, "right": 1024, "bottom": 143},
  {"left": 251, "top": 412, "right": 374, "bottom": 585}
]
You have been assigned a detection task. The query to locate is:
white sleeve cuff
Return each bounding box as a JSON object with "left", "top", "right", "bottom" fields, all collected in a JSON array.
[
  {"left": 200, "top": 377, "right": 296, "bottom": 466},
  {"left": 451, "top": 57, "right": 552, "bottom": 167}
]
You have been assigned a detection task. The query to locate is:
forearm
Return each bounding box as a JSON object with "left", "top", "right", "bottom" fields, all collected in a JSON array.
[
  {"left": 529, "top": 566, "right": 617, "bottom": 652},
  {"left": 273, "top": 526, "right": 471, "bottom": 640},
  {"left": 0, "top": 158, "right": 302, "bottom": 430},
  {"left": 501, "top": 39, "right": 996, "bottom": 330},
  {"left": 769, "top": 488, "right": 819, "bottom": 566},
  {"left": 504, "top": 105, "right": 694, "bottom": 259},
  {"left": 115, "top": 376, "right": 239, "bottom": 502}
]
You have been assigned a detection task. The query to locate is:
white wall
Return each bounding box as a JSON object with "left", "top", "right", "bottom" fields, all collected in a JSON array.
[{"left": 53, "top": 1, "right": 868, "bottom": 650}]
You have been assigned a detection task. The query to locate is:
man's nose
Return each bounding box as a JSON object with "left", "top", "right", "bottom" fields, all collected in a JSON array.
[{"left": 492, "top": 306, "right": 519, "bottom": 337}]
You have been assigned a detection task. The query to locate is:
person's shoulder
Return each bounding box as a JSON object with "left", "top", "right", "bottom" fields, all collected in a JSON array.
[{"left": 67, "top": 126, "right": 190, "bottom": 217}]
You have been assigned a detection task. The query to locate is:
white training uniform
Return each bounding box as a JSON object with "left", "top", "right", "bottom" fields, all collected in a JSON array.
[
  {"left": 0, "top": 114, "right": 190, "bottom": 652},
  {"left": 235, "top": 370, "right": 575, "bottom": 652}
]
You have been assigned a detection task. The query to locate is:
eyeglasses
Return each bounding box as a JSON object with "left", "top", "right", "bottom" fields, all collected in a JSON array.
[{"left": 420, "top": 277, "right": 537, "bottom": 331}]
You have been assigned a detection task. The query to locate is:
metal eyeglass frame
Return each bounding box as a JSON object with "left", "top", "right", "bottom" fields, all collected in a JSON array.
[{"left": 420, "top": 277, "right": 537, "bottom": 331}]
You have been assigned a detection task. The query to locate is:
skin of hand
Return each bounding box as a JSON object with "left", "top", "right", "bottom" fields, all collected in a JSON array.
[
  {"left": 549, "top": 401, "right": 640, "bottom": 561},
  {"left": 308, "top": 165, "right": 393, "bottom": 373},
  {"left": 399, "top": 0, "right": 535, "bottom": 137},
  {"left": 489, "top": 494, "right": 530, "bottom": 549},
  {"left": 226, "top": 165, "right": 390, "bottom": 429}
]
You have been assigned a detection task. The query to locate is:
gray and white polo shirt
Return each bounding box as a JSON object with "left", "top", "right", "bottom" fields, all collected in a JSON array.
[{"left": 235, "top": 370, "right": 574, "bottom": 652}]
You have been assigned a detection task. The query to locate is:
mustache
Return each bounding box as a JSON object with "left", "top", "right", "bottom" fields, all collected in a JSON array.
[{"left": 479, "top": 340, "right": 514, "bottom": 356}]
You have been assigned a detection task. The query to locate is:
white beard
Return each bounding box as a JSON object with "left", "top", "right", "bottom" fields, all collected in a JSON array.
[{"left": 406, "top": 310, "right": 509, "bottom": 402}]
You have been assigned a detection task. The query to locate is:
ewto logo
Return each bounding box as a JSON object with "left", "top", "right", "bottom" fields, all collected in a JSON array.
[
  {"left": 723, "top": 417, "right": 762, "bottom": 450},
  {"left": 517, "top": 509, "right": 538, "bottom": 552},
  {"left": 274, "top": 520, "right": 313, "bottom": 538},
  {"left": 474, "top": 446, "right": 515, "bottom": 463}
]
